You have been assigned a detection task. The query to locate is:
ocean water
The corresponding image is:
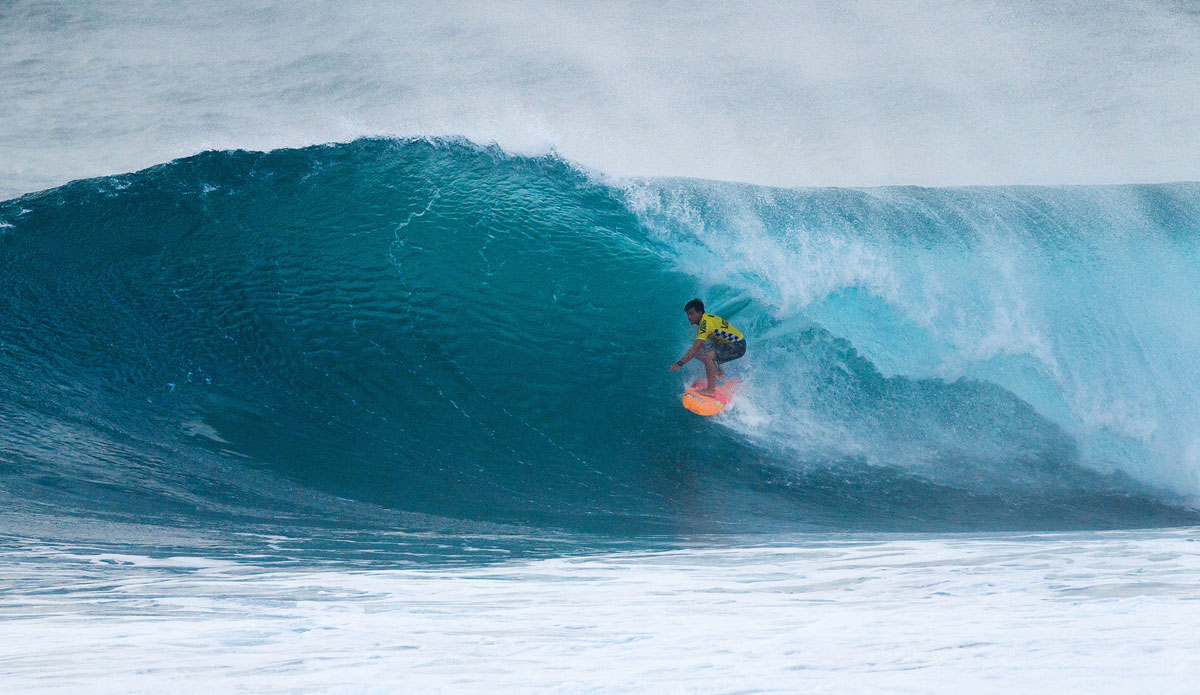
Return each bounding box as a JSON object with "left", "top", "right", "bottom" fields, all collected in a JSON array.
[
  {"left": 4, "top": 1, "right": 1200, "bottom": 692},
  {"left": 5, "top": 528, "right": 1200, "bottom": 694}
]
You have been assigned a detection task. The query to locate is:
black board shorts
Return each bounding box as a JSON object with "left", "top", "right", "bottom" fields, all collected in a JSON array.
[{"left": 705, "top": 339, "right": 746, "bottom": 364}]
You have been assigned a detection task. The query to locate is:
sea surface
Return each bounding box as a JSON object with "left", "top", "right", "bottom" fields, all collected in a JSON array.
[{"left": 3, "top": 1, "right": 1200, "bottom": 692}]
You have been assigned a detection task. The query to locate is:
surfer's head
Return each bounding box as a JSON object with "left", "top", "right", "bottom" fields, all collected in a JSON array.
[{"left": 684, "top": 298, "right": 704, "bottom": 324}]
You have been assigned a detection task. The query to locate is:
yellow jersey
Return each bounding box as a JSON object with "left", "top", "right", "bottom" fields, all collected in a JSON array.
[{"left": 696, "top": 313, "right": 744, "bottom": 344}]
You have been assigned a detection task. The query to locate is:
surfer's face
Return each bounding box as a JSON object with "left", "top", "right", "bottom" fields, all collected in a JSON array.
[{"left": 686, "top": 308, "right": 702, "bottom": 325}]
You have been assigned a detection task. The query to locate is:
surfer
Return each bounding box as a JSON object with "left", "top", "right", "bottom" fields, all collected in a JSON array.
[{"left": 669, "top": 299, "right": 746, "bottom": 396}]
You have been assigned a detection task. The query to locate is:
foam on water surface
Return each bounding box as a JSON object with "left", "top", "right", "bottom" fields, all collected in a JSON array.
[{"left": 3, "top": 528, "right": 1199, "bottom": 693}]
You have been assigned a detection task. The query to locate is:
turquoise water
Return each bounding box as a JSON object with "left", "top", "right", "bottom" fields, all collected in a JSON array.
[
  {"left": 6, "top": 3, "right": 1200, "bottom": 691},
  {"left": 2, "top": 139, "right": 1197, "bottom": 544}
]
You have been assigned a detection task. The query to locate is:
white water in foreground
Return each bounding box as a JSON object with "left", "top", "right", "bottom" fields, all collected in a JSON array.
[{"left": 4, "top": 528, "right": 1200, "bottom": 693}]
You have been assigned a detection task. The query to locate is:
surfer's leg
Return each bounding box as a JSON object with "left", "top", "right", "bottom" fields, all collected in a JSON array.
[
  {"left": 697, "top": 349, "right": 718, "bottom": 396},
  {"left": 712, "top": 340, "right": 745, "bottom": 379}
]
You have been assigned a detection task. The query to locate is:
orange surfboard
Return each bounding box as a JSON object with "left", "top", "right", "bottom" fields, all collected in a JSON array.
[{"left": 681, "top": 375, "right": 740, "bottom": 416}]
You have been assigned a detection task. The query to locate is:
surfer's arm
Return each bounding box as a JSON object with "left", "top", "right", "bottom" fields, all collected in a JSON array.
[{"left": 669, "top": 339, "right": 707, "bottom": 371}]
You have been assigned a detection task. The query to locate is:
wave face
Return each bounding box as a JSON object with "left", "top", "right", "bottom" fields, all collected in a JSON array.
[{"left": 1, "top": 139, "right": 1197, "bottom": 535}]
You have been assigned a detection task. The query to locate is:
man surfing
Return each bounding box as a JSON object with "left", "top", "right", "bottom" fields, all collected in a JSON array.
[{"left": 669, "top": 299, "right": 746, "bottom": 396}]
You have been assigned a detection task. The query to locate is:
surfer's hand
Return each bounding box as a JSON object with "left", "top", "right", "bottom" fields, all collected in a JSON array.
[{"left": 669, "top": 362, "right": 681, "bottom": 372}]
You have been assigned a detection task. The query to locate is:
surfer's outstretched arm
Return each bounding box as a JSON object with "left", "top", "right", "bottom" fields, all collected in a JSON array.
[{"left": 669, "top": 339, "right": 707, "bottom": 372}]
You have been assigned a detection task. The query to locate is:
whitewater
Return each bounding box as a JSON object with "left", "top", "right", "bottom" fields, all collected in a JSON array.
[{"left": 4, "top": 1, "right": 1200, "bottom": 693}]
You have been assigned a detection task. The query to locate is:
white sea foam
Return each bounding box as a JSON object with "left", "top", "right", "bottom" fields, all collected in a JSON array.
[
  {"left": 3, "top": 529, "right": 1200, "bottom": 693},
  {"left": 3, "top": 0, "right": 1199, "bottom": 201},
  {"left": 628, "top": 176, "right": 1200, "bottom": 498}
]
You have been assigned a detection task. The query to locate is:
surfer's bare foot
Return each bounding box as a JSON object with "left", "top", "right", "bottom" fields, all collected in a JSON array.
[{"left": 696, "top": 387, "right": 716, "bottom": 396}]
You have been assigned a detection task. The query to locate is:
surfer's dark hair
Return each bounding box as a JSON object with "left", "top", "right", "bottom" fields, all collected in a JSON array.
[{"left": 684, "top": 299, "right": 704, "bottom": 314}]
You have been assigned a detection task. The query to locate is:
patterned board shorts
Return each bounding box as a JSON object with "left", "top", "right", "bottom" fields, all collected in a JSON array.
[{"left": 704, "top": 339, "right": 746, "bottom": 364}]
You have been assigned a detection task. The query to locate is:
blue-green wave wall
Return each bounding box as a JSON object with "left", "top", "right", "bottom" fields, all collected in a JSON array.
[{"left": 1, "top": 139, "right": 1196, "bottom": 533}]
